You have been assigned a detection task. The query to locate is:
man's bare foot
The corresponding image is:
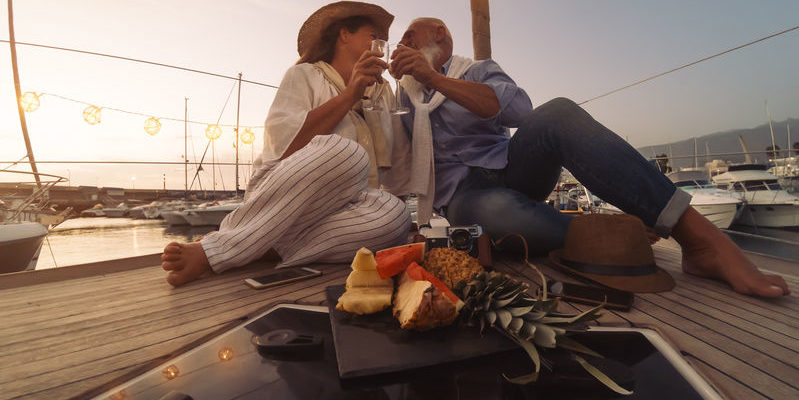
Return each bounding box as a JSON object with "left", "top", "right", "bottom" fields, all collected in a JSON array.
[
  {"left": 672, "top": 207, "right": 790, "bottom": 297},
  {"left": 161, "top": 242, "right": 212, "bottom": 287}
]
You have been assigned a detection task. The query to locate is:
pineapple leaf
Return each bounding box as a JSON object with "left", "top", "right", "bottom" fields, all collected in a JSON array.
[
  {"left": 492, "top": 291, "right": 522, "bottom": 308},
  {"left": 484, "top": 310, "right": 497, "bottom": 326},
  {"left": 533, "top": 324, "right": 558, "bottom": 348},
  {"left": 556, "top": 336, "right": 604, "bottom": 358},
  {"left": 496, "top": 309, "right": 512, "bottom": 330},
  {"left": 502, "top": 371, "right": 539, "bottom": 385},
  {"left": 509, "top": 317, "right": 524, "bottom": 333},
  {"left": 522, "top": 310, "right": 548, "bottom": 321},
  {"left": 507, "top": 304, "right": 535, "bottom": 317},
  {"left": 573, "top": 354, "right": 633, "bottom": 395},
  {"left": 520, "top": 321, "right": 536, "bottom": 340}
]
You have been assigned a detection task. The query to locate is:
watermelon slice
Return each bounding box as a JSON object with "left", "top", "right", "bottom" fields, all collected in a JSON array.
[
  {"left": 405, "top": 262, "right": 463, "bottom": 308},
  {"left": 375, "top": 242, "right": 425, "bottom": 279}
]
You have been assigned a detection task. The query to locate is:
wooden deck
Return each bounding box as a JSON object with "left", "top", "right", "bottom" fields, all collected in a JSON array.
[{"left": 0, "top": 239, "right": 796, "bottom": 400}]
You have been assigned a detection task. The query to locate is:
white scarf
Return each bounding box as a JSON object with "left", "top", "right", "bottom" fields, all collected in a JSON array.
[
  {"left": 402, "top": 55, "right": 475, "bottom": 224},
  {"left": 313, "top": 61, "right": 391, "bottom": 188}
]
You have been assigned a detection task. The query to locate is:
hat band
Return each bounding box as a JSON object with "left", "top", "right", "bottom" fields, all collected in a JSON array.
[{"left": 562, "top": 258, "right": 657, "bottom": 276}]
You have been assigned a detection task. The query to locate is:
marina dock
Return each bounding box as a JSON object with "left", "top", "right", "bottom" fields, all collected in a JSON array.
[{"left": 0, "top": 239, "right": 796, "bottom": 399}]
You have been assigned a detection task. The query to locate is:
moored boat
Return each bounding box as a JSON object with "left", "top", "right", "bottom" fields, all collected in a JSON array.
[
  {"left": 712, "top": 164, "right": 799, "bottom": 228},
  {"left": 668, "top": 168, "right": 742, "bottom": 229},
  {"left": 0, "top": 221, "right": 47, "bottom": 273},
  {"left": 183, "top": 201, "right": 240, "bottom": 226}
]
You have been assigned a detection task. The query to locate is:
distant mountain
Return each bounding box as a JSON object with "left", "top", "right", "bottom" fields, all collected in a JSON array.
[{"left": 637, "top": 118, "right": 799, "bottom": 170}]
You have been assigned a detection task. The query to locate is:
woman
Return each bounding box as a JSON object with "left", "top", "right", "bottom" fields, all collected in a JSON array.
[{"left": 161, "top": 2, "right": 412, "bottom": 287}]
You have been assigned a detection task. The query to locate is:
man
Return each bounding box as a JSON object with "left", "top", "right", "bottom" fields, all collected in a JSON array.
[{"left": 389, "top": 17, "right": 789, "bottom": 297}]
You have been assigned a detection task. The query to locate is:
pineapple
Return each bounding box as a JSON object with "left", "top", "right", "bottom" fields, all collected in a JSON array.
[
  {"left": 423, "top": 247, "right": 484, "bottom": 289},
  {"left": 453, "top": 271, "right": 631, "bottom": 395}
]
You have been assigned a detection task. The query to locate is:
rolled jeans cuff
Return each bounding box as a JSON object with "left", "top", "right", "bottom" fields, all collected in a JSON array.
[{"left": 654, "top": 189, "right": 692, "bottom": 238}]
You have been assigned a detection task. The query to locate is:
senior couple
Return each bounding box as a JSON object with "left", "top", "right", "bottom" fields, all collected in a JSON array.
[{"left": 162, "top": 1, "right": 788, "bottom": 298}]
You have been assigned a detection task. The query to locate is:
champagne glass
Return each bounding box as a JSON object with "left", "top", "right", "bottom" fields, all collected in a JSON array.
[
  {"left": 389, "top": 43, "right": 410, "bottom": 115},
  {"left": 362, "top": 39, "right": 387, "bottom": 111}
]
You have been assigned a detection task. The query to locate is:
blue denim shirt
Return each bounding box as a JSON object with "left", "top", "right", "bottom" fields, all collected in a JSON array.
[{"left": 400, "top": 58, "right": 533, "bottom": 210}]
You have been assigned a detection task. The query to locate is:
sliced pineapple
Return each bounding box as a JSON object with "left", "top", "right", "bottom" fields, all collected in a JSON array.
[
  {"left": 336, "top": 286, "right": 393, "bottom": 315},
  {"left": 351, "top": 247, "right": 378, "bottom": 271},
  {"left": 346, "top": 270, "right": 393, "bottom": 288}
]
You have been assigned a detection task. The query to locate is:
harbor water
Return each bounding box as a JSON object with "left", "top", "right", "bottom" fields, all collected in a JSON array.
[
  {"left": 35, "top": 217, "right": 215, "bottom": 269},
  {"left": 32, "top": 217, "right": 799, "bottom": 270}
]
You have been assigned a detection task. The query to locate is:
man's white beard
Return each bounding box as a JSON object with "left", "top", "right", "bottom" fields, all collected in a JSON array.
[{"left": 400, "top": 42, "right": 442, "bottom": 94}]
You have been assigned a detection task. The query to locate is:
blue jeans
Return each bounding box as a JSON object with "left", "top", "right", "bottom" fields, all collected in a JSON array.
[{"left": 446, "top": 98, "right": 690, "bottom": 255}]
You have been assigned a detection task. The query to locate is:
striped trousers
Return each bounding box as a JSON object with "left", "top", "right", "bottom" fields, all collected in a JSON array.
[{"left": 200, "top": 135, "right": 411, "bottom": 272}]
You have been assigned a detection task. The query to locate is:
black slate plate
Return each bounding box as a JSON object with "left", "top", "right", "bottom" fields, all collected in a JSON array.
[{"left": 326, "top": 284, "right": 517, "bottom": 379}]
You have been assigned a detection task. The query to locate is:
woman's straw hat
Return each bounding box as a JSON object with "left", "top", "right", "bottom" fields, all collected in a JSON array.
[
  {"left": 297, "top": 1, "right": 394, "bottom": 59},
  {"left": 548, "top": 214, "right": 675, "bottom": 293}
]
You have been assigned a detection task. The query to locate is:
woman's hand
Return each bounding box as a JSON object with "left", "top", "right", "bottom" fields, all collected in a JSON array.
[
  {"left": 389, "top": 45, "right": 438, "bottom": 86},
  {"left": 345, "top": 49, "right": 388, "bottom": 101}
]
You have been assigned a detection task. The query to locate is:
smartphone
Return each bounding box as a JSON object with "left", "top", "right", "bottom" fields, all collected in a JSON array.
[
  {"left": 547, "top": 280, "right": 633, "bottom": 311},
  {"left": 245, "top": 267, "right": 322, "bottom": 289}
]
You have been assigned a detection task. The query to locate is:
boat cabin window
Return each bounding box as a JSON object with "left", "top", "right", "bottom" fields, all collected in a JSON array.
[{"left": 738, "top": 180, "right": 781, "bottom": 191}]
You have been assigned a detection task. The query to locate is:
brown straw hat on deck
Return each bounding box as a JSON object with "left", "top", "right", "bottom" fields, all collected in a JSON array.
[
  {"left": 297, "top": 1, "right": 394, "bottom": 59},
  {"left": 548, "top": 214, "right": 675, "bottom": 293}
]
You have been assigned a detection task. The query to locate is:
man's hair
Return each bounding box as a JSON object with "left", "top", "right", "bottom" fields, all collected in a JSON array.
[
  {"left": 298, "top": 15, "right": 374, "bottom": 64},
  {"left": 410, "top": 17, "right": 453, "bottom": 48}
]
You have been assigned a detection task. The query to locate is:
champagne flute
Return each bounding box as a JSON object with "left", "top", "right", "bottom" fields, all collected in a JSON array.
[
  {"left": 389, "top": 43, "right": 410, "bottom": 115},
  {"left": 363, "top": 39, "right": 387, "bottom": 111}
]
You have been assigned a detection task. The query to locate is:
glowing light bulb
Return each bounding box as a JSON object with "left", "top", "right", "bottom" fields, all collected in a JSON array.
[
  {"left": 241, "top": 127, "right": 255, "bottom": 144},
  {"left": 20, "top": 92, "right": 40, "bottom": 112},
  {"left": 205, "top": 124, "right": 221, "bottom": 140},
  {"left": 144, "top": 117, "right": 161, "bottom": 135},
  {"left": 162, "top": 364, "right": 180, "bottom": 380},
  {"left": 82, "top": 105, "right": 102, "bottom": 125},
  {"left": 218, "top": 347, "right": 234, "bottom": 361}
]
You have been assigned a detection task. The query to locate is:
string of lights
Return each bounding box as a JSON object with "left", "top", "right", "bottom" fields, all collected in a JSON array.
[{"left": 18, "top": 90, "right": 259, "bottom": 143}]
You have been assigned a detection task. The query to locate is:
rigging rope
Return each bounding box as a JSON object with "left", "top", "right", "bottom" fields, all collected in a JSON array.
[
  {"left": 0, "top": 39, "right": 278, "bottom": 89},
  {"left": 579, "top": 24, "right": 799, "bottom": 105},
  {"left": 189, "top": 79, "right": 238, "bottom": 192}
]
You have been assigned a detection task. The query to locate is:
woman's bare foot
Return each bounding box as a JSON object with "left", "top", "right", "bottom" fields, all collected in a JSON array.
[
  {"left": 672, "top": 207, "right": 790, "bottom": 297},
  {"left": 161, "top": 242, "right": 212, "bottom": 287}
]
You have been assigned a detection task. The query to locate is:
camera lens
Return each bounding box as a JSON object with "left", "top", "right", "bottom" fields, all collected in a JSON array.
[{"left": 449, "top": 229, "right": 471, "bottom": 250}]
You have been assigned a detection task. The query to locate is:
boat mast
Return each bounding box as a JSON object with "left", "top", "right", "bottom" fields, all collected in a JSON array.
[
  {"left": 738, "top": 135, "right": 753, "bottom": 164},
  {"left": 470, "top": 0, "right": 491, "bottom": 60},
  {"left": 235, "top": 73, "right": 242, "bottom": 195},
  {"left": 765, "top": 100, "right": 777, "bottom": 160},
  {"left": 184, "top": 97, "right": 188, "bottom": 200},
  {"left": 7, "top": 0, "right": 41, "bottom": 188}
]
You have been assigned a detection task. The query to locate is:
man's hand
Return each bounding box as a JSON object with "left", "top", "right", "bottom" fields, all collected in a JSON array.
[
  {"left": 389, "top": 45, "right": 439, "bottom": 86},
  {"left": 346, "top": 50, "right": 388, "bottom": 101}
]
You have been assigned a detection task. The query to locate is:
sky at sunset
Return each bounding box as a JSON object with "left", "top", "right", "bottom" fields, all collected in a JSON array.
[{"left": 1, "top": 0, "right": 797, "bottom": 189}]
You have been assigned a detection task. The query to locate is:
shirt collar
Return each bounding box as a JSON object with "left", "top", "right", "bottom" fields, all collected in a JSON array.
[{"left": 440, "top": 57, "right": 453, "bottom": 75}]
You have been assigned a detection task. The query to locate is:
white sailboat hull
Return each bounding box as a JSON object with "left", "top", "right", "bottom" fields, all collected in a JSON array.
[
  {"left": 184, "top": 204, "right": 239, "bottom": 226},
  {"left": 162, "top": 211, "right": 189, "bottom": 226},
  {"left": 0, "top": 222, "right": 47, "bottom": 273},
  {"left": 692, "top": 202, "right": 739, "bottom": 229},
  {"left": 734, "top": 203, "right": 799, "bottom": 228}
]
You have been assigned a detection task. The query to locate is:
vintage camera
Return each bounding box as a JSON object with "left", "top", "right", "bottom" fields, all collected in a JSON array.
[{"left": 419, "top": 224, "right": 484, "bottom": 258}]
